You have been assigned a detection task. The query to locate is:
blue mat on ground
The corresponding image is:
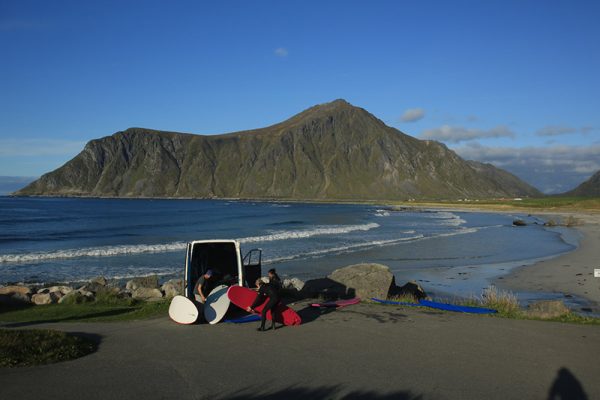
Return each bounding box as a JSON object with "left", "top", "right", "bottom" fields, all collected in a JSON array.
[
  {"left": 418, "top": 300, "right": 497, "bottom": 314},
  {"left": 371, "top": 298, "right": 421, "bottom": 307},
  {"left": 224, "top": 314, "right": 262, "bottom": 323}
]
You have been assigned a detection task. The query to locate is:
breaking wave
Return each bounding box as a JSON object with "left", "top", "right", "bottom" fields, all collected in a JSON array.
[
  {"left": 0, "top": 222, "right": 380, "bottom": 264},
  {"left": 238, "top": 223, "right": 380, "bottom": 244}
]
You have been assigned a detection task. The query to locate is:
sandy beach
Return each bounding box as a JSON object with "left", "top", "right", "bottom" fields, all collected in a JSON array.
[{"left": 496, "top": 211, "right": 600, "bottom": 313}]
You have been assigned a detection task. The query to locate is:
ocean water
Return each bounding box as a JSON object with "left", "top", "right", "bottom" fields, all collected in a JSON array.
[{"left": 0, "top": 197, "right": 576, "bottom": 298}]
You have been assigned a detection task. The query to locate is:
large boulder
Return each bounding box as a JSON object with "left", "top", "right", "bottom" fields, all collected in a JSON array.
[
  {"left": 328, "top": 263, "right": 394, "bottom": 300},
  {"left": 283, "top": 278, "right": 305, "bottom": 292},
  {"left": 0, "top": 285, "right": 32, "bottom": 305},
  {"left": 31, "top": 292, "right": 60, "bottom": 305},
  {"left": 0, "top": 285, "right": 32, "bottom": 296},
  {"left": 132, "top": 287, "right": 163, "bottom": 301},
  {"left": 161, "top": 279, "right": 183, "bottom": 298},
  {"left": 58, "top": 291, "right": 94, "bottom": 304},
  {"left": 46, "top": 286, "right": 74, "bottom": 296},
  {"left": 526, "top": 300, "right": 570, "bottom": 319},
  {"left": 126, "top": 276, "right": 159, "bottom": 291}
]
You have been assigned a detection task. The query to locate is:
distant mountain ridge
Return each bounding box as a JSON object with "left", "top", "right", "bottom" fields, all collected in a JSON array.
[
  {"left": 565, "top": 170, "right": 600, "bottom": 197},
  {"left": 16, "top": 99, "right": 541, "bottom": 200}
]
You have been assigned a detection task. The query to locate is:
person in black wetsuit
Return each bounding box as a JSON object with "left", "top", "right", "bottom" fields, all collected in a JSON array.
[
  {"left": 246, "top": 278, "right": 280, "bottom": 331},
  {"left": 268, "top": 268, "right": 282, "bottom": 290}
]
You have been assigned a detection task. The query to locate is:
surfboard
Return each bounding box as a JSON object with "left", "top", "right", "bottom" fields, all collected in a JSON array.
[
  {"left": 204, "top": 285, "right": 231, "bottom": 325},
  {"left": 419, "top": 300, "right": 497, "bottom": 314},
  {"left": 227, "top": 285, "right": 302, "bottom": 326},
  {"left": 310, "top": 297, "right": 361, "bottom": 308},
  {"left": 169, "top": 295, "right": 199, "bottom": 324},
  {"left": 371, "top": 298, "right": 498, "bottom": 314},
  {"left": 224, "top": 314, "right": 262, "bottom": 323}
]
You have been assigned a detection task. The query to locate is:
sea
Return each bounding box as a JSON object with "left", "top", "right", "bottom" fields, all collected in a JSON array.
[{"left": 0, "top": 197, "right": 578, "bottom": 301}]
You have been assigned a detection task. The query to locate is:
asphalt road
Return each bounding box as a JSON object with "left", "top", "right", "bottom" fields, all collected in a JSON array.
[{"left": 1, "top": 302, "right": 598, "bottom": 400}]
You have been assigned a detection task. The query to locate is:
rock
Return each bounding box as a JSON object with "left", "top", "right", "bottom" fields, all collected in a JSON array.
[
  {"left": 77, "top": 289, "right": 96, "bottom": 299},
  {"left": 0, "top": 292, "right": 31, "bottom": 306},
  {"left": 390, "top": 281, "right": 427, "bottom": 301},
  {"left": 0, "top": 285, "right": 32, "bottom": 296},
  {"left": 327, "top": 263, "right": 394, "bottom": 300},
  {"left": 526, "top": 300, "right": 570, "bottom": 319},
  {"left": 283, "top": 278, "right": 305, "bottom": 292},
  {"left": 161, "top": 279, "right": 183, "bottom": 298},
  {"left": 126, "top": 275, "right": 159, "bottom": 291},
  {"left": 46, "top": 286, "right": 74, "bottom": 295},
  {"left": 90, "top": 276, "right": 107, "bottom": 286},
  {"left": 132, "top": 287, "right": 163, "bottom": 301},
  {"left": 31, "top": 293, "right": 55, "bottom": 305},
  {"left": 59, "top": 291, "right": 94, "bottom": 304},
  {"left": 513, "top": 219, "right": 527, "bottom": 226}
]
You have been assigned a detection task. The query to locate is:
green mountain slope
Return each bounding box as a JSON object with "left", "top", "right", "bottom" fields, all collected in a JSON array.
[
  {"left": 16, "top": 99, "right": 541, "bottom": 200},
  {"left": 564, "top": 170, "right": 600, "bottom": 197}
]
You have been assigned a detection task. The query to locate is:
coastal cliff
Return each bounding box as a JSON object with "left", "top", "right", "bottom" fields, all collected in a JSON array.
[{"left": 16, "top": 99, "right": 541, "bottom": 200}]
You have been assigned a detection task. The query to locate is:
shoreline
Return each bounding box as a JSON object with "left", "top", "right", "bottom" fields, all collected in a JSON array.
[{"left": 496, "top": 218, "right": 600, "bottom": 313}]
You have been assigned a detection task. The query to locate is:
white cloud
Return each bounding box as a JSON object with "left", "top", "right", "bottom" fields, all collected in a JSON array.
[
  {"left": 536, "top": 125, "right": 595, "bottom": 136},
  {"left": 400, "top": 108, "right": 425, "bottom": 122},
  {"left": 421, "top": 125, "right": 515, "bottom": 143},
  {"left": 0, "top": 139, "right": 85, "bottom": 157},
  {"left": 274, "top": 47, "right": 289, "bottom": 57},
  {"left": 454, "top": 142, "right": 600, "bottom": 193}
]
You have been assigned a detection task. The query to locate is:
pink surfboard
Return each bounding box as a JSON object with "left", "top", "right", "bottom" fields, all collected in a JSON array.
[
  {"left": 310, "top": 297, "right": 361, "bottom": 308},
  {"left": 227, "top": 286, "right": 301, "bottom": 326}
]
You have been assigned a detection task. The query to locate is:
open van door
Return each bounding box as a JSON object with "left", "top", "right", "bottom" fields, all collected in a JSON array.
[{"left": 243, "top": 248, "right": 262, "bottom": 288}]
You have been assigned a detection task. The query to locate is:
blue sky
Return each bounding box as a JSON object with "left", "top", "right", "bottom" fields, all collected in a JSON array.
[{"left": 1, "top": 0, "right": 599, "bottom": 193}]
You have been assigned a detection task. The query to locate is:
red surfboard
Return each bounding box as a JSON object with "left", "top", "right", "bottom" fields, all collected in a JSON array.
[{"left": 227, "top": 286, "right": 301, "bottom": 326}]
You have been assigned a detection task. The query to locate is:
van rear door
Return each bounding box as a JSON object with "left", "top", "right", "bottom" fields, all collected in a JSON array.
[{"left": 242, "top": 248, "right": 262, "bottom": 288}]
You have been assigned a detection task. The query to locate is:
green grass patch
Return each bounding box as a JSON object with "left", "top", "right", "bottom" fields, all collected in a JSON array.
[
  {"left": 0, "top": 298, "right": 170, "bottom": 324},
  {"left": 0, "top": 328, "right": 97, "bottom": 367}
]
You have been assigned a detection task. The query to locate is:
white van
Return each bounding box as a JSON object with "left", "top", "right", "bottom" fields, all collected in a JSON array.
[{"left": 183, "top": 240, "right": 262, "bottom": 299}]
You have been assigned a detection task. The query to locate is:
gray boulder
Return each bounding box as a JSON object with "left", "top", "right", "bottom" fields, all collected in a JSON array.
[
  {"left": 32, "top": 292, "right": 60, "bottom": 305},
  {"left": 59, "top": 291, "right": 94, "bottom": 304},
  {"left": 0, "top": 285, "right": 32, "bottom": 305},
  {"left": 526, "top": 300, "right": 570, "bottom": 319},
  {"left": 47, "top": 286, "right": 74, "bottom": 295},
  {"left": 0, "top": 285, "right": 32, "bottom": 296},
  {"left": 126, "top": 275, "right": 159, "bottom": 291},
  {"left": 132, "top": 287, "right": 163, "bottom": 301},
  {"left": 328, "top": 263, "right": 394, "bottom": 300},
  {"left": 283, "top": 278, "right": 305, "bottom": 292},
  {"left": 161, "top": 279, "right": 183, "bottom": 298}
]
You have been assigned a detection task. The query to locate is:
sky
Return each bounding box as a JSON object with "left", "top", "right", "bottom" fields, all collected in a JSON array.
[{"left": 1, "top": 0, "right": 599, "bottom": 193}]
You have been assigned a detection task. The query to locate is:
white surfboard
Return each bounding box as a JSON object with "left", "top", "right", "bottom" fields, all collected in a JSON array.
[
  {"left": 169, "top": 295, "right": 199, "bottom": 325},
  {"left": 204, "top": 284, "right": 231, "bottom": 325}
]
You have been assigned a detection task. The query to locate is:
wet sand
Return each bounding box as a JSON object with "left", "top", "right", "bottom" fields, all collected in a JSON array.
[{"left": 497, "top": 212, "right": 600, "bottom": 313}]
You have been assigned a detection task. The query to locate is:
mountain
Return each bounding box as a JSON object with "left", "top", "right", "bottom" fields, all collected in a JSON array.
[
  {"left": 564, "top": 170, "right": 600, "bottom": 197},
  {"left": 15, "top": 99, "right": 541, "bottom": 200}
]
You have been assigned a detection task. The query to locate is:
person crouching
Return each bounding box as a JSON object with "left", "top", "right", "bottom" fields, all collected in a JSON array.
[{"left": 247, "top": 278, "right": 280, "bottom": 332}]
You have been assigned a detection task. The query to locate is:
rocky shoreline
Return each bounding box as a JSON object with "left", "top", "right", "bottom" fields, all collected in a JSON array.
[{"left": 0, "top": 263, "right": 429, "bottom": 308}]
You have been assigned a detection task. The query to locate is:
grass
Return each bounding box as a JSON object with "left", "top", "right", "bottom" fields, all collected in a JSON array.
[
  {"left": 392, "top": 196, "right": 600, "bottom": 212},
  {"left": 373, "top": 286, "right": 600, "bottom": 325},
  {"left": 0, "top": 294, "right": 170, "bottom": 324},
  {"left": 0, "top": 328, "right": 97, "bottom": 367}
]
